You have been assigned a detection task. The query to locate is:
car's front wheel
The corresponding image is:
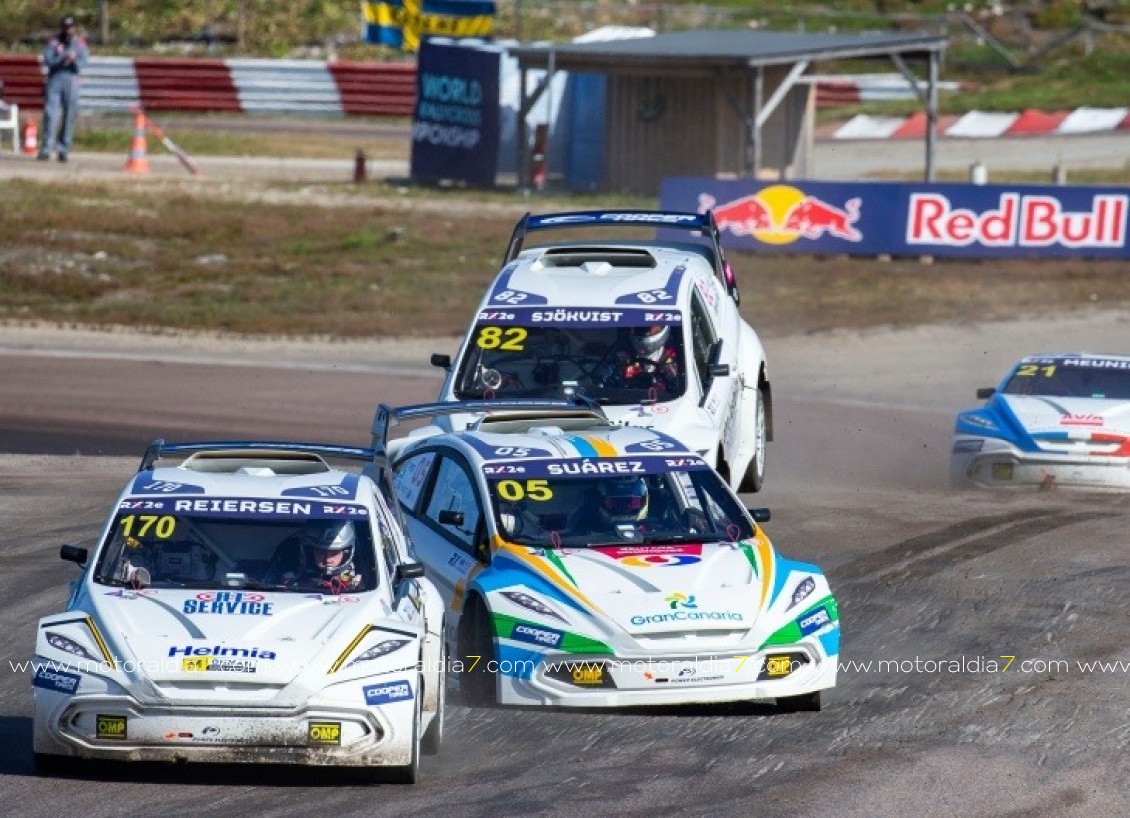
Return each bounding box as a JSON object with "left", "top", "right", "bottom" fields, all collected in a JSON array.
[
  {"left": 738, "top": 388, "right": 767, "bottom": 493},
  {"left": 777, "top": 690, "right": 822, "bottom": 712},
  {"left": 385, "top": 674, "right": 422, "bottom": 784},
  {"left": 33, "top": 752, "right": 78, "bottom": 776},
  {"left": 459, "top": 599, "right": 497, "bottom": 707},
  {"left": 421, "top": 634, "right": 445, "bottom": 755}
]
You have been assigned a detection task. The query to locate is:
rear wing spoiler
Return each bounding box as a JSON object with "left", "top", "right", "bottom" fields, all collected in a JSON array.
[
  {"left": 138, "top": 439, "right": 373, "bottom": 472},
  {"left": 369, "top": 397, "right": 606, "bottom": 472},
  {"left": 502, "top": 209, "right": 740, "bottom": 304}
]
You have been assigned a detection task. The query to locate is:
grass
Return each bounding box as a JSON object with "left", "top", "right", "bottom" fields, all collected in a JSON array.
[{"left": 2, "top": 177, "right": 1127, "bottom": 340}]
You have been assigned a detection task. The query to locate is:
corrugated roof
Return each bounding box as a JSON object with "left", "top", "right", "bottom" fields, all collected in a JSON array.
[{"left": 510, "top": 29, "right": 947, "bottom": 70}]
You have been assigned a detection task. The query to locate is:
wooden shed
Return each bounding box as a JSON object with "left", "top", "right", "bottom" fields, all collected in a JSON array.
[{"left": 508, "top": 29, "right": 948, "bottom": 195}]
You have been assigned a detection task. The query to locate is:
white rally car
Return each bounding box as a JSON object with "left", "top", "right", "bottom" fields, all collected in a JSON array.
[
  {"left": 951, "top": 353, "right": 1130, "bottom": 490},
  {"left": 429, "top": 209, "right": 772, "bottom": 493},
  {"left": 374, "top": 400, "right": 838, "bottom": 710},
  {"left": 32, "top": 440, "right": 444, "bottom": 782}
]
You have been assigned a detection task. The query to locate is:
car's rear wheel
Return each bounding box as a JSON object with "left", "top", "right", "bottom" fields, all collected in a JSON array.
[
  {"left": 459, "top": 600, "right": 497, "bottom": 707},
  {"left": 421, "top": 634, "right": 445, "bottom": 755},
  {"left": 777, "top": 690, "right": 822, "bottom": 712},
  {"left": 738, "top": 388, "right": 767, "bottom": 493}
]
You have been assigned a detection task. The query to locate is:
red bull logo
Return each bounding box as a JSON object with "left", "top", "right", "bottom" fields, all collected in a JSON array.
[{"left": 701, "top": 186, "right": 862, "bottom": 245}]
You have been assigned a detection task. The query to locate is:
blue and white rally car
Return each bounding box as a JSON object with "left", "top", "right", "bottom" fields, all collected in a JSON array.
[
  {"left": 374, "top": 399, "right": 838, "bottom": 711},
  {"left": 33, "top": 440, "right": 444, "bottom": 782},
  {"left": 429, "top": 210, "right": 772, "bottom": 493},
  {"left": 951, "top": 353, "right": 1130, "bottom": 490}
]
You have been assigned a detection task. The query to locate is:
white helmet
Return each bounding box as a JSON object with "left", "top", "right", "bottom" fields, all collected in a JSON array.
[
  {"left": 631, "top": 325, "right": 670, "bottom": 359},
  {"left": 301, "top": 520, "right": 356, "bottom": 579}
]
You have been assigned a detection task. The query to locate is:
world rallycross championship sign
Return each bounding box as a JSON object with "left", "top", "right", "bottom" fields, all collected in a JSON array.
[
  {"left": 362, "top": 0, "right": 496, "bottom": 52},
  {"left": 410, "top": 40, "right": 500, "bottom": 187}
]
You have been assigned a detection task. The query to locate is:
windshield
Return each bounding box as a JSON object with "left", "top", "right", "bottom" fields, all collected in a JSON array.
[
  {"left": 488, "top": 468, "right": 753, "bottom": 549},
  {"left": 1002, "top": 358, "right": 1130, "bottom": 399},
  {"left": 93, "top": 503, "right": 378, "bottom": 594},
  {"left": 454, "top": 322, "right": 686, "bottom": 404}
]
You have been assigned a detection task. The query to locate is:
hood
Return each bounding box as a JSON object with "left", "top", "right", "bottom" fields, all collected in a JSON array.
[
  {"left": 543, "top": 542, "right": 761, "bottom": 636},
  {"left": 93, "top": 588, "right": 374, "bottom": 685},
  {"left": 602, "top": 402, "right": 718, "bottom": 450},
  {"left": 1000, "top": 395, "right": 1130, "bottom": 455}
]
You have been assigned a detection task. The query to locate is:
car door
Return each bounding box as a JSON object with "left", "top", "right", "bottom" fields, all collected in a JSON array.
[
  {"left": 392, "top": 447, "right": 484, "bottom": 606},
  {"left": 689, "top": 288, "right": 740, "bottom": 464}
]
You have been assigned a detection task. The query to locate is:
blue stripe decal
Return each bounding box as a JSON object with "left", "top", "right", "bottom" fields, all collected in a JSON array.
[
  {"left": 495, "top": 644, "right": 543, "bottom": 679},
  {"left": 566, "top": 436, "right": 599, "bottom": 458},
  {"left": 771, "top": 557, "right": 821, "bottom": 607},
  {"left": 475, "top": 553, "right": 590, "bottom": 616},
  {"left": 818, "top": 628, "right": 840, "bottom": 658}
]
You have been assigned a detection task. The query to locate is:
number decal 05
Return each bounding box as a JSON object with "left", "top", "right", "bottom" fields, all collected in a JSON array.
[{"left": 496, "top": 479, "right": 553, "bottom": 502}]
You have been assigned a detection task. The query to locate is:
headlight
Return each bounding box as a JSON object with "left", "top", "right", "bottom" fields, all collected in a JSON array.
[
  {"left": 786, "top": 577, "right": 815, "bottom": 611},
  {"left": 499, "top": 590, "right": 567, "bottom": 623},
  {"left": 45, "top": 631, "right": 97, "bottom": 660},
  {"left": 952, "top": 438, "right": 984, "bottom": 454},
  {"left": 961, "top": 414, "right": 998, "bottom": 431},
  {"left": 347, "top": 639, "right": 411, "bottom": 668}
]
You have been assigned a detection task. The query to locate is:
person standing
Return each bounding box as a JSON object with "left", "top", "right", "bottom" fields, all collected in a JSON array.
[{"left": 38, "top": 15, "right": 89, "bottom": 163}]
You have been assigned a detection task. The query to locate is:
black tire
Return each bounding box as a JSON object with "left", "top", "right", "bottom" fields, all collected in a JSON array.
[
  {"left": 385, "top": 675, "right": 422, "bottom": 784},
  {"left": 421, "top": 635, "right": 445, "bottom": 756},
  {"left": 33, "top": 752, "right": 77, "bottom": 776},
  {"left": 459, "top": 600, "right": 497, "bottom": 707},
  {"left": 738, "top": 388, "right": 767, "bottom": 494},
  {"left": 777, "top": 690, "right": 822, "bottom": 713}
]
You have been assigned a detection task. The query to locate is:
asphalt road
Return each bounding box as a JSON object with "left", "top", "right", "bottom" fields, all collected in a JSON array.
[{"left": 1, "top": 315, "right": 1128, "bottom": 816}]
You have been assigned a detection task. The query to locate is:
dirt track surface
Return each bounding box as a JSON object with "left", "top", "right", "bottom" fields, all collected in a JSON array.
[{"left": 1, "top": 312, "right": 1128, "bottom": 816}]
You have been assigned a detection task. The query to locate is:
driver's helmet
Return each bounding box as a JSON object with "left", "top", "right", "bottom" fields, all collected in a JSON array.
[
  {"left": 630, "top": 325, "right": 670, "bottom": 359},
  {"left": 301, "top": 520, "right": 356, "bottom": 579},
  {"left": 598, "top": 477, "right": 649, "bottom": 525}
]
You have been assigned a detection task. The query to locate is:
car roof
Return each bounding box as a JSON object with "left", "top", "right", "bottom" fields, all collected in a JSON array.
[
  {"left": 1014, "top": 352, "right": 1130, "bottom": 366},
  {"left": 392, "top": 406, "right": 707, "bottom": 475},
  {"left": 124, "top": 442, "right": 378, "bottom": 503},
  {"left": 483, "top": 240, "right": 712, "bottom": 310}
]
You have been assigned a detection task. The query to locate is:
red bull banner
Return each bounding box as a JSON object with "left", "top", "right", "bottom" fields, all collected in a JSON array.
[{"left": 660, "top": 179, "right": 1130, "bottom": 259}]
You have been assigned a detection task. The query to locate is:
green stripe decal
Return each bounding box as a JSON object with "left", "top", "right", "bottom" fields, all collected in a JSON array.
[
  {"left": 758, "top": 596, "right": 838, "bottom": 650},
  {"left": 543, "top": 549, "right": 578, "bottom": 587},
  {"left": 492, "top": 612, "right": 613, "bottom": 655}
]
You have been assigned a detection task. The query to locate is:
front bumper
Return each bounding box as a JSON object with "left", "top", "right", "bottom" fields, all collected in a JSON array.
[
  {"left": 951, "top": 440, "right": 1130, "bottom": 490},
  {"left": 32, "top": 688, "right": 415, "bottom": 766},
  {"left": 496, "top": 640, "right": 837, "bottom": 707}
]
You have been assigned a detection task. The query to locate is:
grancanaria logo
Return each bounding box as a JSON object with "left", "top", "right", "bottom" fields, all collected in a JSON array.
[
  {"left": 665, "top": 592, "right": 697, "bottom": 610},
  {"left": 700, "top": 186, "right": 862, "bottom": 245}
]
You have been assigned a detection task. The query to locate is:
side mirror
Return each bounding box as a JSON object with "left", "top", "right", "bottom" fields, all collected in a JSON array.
[
  {"left": 60, "top": 545, "right": 88, "bottom": 565},
  {"left": 708, "top": 363, "right": 731, "bottom": 378},
  {"left": 430, "top": 353, "right": 451, "bottom": 369},
  {"left": 747, "top": 507, "right": 771, "bottom": 523},
  {"left": 394, "top": 562, "right": 425, "bottom": 586},
  {"left": 438, "top": 509, "right": 465, "bottom": 527},
  {"left": 976, "top": 387, "right": 996, "bottom": 400}
]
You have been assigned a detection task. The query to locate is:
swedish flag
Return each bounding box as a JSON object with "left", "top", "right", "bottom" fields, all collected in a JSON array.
[{"left": 362, "top": 0, "right": 496, "bottom": 52}]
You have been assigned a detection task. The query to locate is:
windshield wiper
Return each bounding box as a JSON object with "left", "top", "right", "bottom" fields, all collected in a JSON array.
[{"left": 639, "top": 534, "right": 724, "bottom": 546}]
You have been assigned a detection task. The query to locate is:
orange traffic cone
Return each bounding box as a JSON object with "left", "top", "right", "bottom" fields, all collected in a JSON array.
[
  {"left": 124, "top": 111, "right": 149, "bottom": 173},
  {"left": 21, "top": 117, "right": 38, "bottom": 156}
]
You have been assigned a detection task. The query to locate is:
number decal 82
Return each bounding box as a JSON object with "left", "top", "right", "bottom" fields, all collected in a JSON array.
[{"left": 477, "top": 326, "right": 528, "bottom": 351}]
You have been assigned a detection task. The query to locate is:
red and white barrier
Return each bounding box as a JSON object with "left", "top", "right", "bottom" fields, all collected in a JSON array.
[
  {"left": 825, "top": 106, "right": 1130, "bottom": 140},
  {"left": 0, "top": 54, "right": 416, "bottom": 117}
]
